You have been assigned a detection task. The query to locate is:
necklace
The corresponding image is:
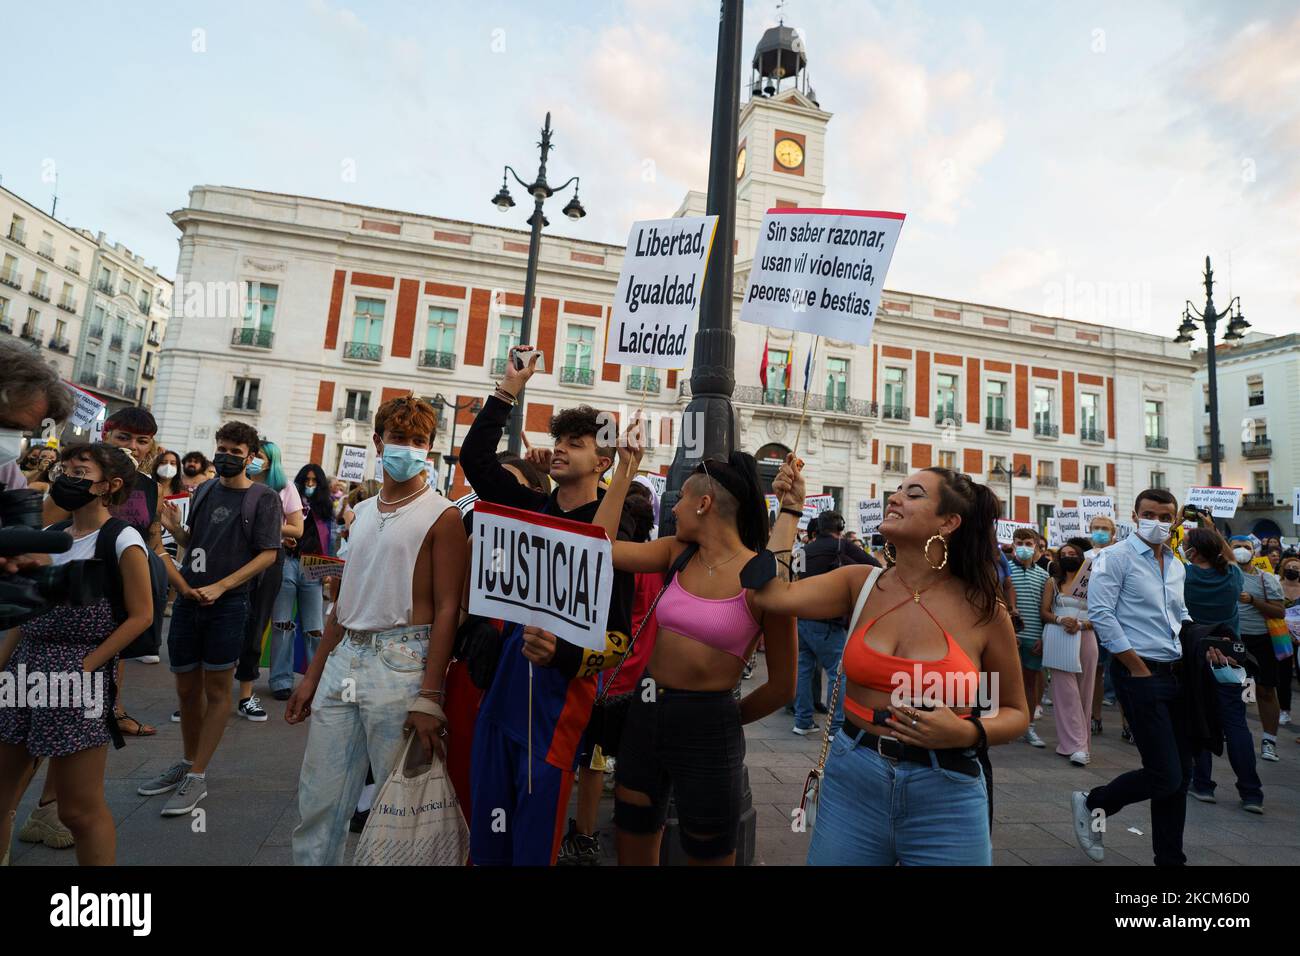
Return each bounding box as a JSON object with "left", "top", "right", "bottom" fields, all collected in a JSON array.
[
  {"left": 698, "top": 546, "right": 743, "bottom": 577},
  {"left": 892, "top": 568, "right": 940, "bottom": 604},
  {"left": 376, "top": 485, "right": 426, "bottom": 531}
]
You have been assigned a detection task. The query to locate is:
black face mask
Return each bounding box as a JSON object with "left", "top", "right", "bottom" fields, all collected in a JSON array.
[
  {"left": 1285, "top": 569, "right": 1300, "bottom": 582},
  {"left": 1059, "top": 556, "right": 1084, "bottom": 573},
  {"left": 50, "top": 475, "right": 100, "bottom": 511},
  {"left": 212, "top": 452, "right": 246, "bottom": 478}
]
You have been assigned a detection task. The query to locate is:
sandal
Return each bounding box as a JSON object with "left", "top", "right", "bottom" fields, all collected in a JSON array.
[{"left": 114, "top": 711, "right": 157, "bottom": 737}]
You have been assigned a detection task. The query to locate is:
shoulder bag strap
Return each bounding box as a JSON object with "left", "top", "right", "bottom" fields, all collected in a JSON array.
[{"left": 814, "top": 565, "right": 883, "bottom": 774}]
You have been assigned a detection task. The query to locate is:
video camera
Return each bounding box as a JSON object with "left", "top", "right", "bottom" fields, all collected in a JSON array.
[{"left": 0, "top": 483, "right": 106, "bottom": 630}]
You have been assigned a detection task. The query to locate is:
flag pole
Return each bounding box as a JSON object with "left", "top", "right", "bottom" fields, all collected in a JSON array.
[{"left": 791, "top": 334, "right": 819, "bottom": 452}]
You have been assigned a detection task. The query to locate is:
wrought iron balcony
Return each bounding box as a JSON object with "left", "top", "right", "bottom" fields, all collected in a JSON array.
[
  {"left": 147, "top": 330, "right": 162, "bottom": 346},
  {"left": 0, "top": 318, "right": 10, "bottom": 334},
  {"left": 0, "top": 270, "right": 21, "bottom": 290},
  {"left": 232, "top": 327, "right": 274, "bottom": 349},
  {"left": 1033, "top": 421, "right": 1059, "bottom": 439},
  {"left": 223, "top": 396, "right": 260, "bottom": 413},
  {"left": 142, "top": 365, "right": 155, "bottom": 380},
  {"left": 1197, "top": 443, "right": 1224, "bottom": 462},
  {"left": 881, "top": 404, "right": 910, "bottom": 422},
  {"left": 1241, "top": 439, "right": 1271, "bottom": 459},
  {"left": 57, "top": 299, "right": 76, "bottom": 313},
  {"left": 138, "top": 299, "right": 151, "bottom": 315},
  {"left": 935, "top": 410, "right": 962, "bottom": 428},
  {"left": 343, "top": 341, "right": 382, "bottom": 362},
  {"left": 110, "top": 335, "right": 124, "bottom": 350},
  {"left": 1036, "top": 475, "right": 1059, "bottom": 489},
  {"left": 20, "top": 325, "right": 41, "bottom": 343},
  {"left": 561, "top": 366, "right": 594, "bottom": 386},
  {"left": 1080, "top": 426, "right": 1105, "bottom": 444},
  {"left": 336, "top": 407, "right": 373, "bottom": 424},
  {"left": 1241, "top": 492, "right": 1276, "bottom": 510},
  {"left": 7, "top": 226, "right": 26, "bottom": 245},
  {"left": 985, "top": 416, "right": 1011, "bottom": 433},
  {"left": 627, "top": 372, "right": 661, "bottom": 394},
  {"left": 419, "top": 350, "right": 456, "bottom": 370},
  {"left": 1083, "top": 480, "right": 1105, "bottom": 493},
  {"left": 30, "top": 284, "right": 50, "bottom": 302},
  {"left": 883, "top": 460, "right": 909, "bottom": 474},
  {"left": 36, "top": 245, "right": 54, "bottom": 261},
  {"left": 1145, "top": 435, "right": 1169, "bottom": 451},
  {"left": 47, "top": 337, "right": 70, "bottom": 353},
  {"left": 66, "top": 262, "right": 80, "bottom": 275},
  {"left": 679, "top": 382, "right": 877, "bottom": 418},
  {"left": 490, "top": 357, "right": 510, "bottom": 376}
]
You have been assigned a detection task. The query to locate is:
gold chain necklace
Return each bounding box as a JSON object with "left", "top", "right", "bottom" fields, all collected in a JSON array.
[{"left": 697, "top": 547, "right": 743, "bottom": 577}]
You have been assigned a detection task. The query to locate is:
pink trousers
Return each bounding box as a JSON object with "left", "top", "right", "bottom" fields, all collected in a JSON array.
[{"left": 1050, "top": 628, "right": 1098, "bottom": 756}]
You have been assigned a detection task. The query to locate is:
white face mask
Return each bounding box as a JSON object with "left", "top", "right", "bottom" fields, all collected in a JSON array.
[
  {"left": 1137, "top": 518, "right": 1172, "bottom": 545},
  {"left": 157, "top": 463, "right": 178, "bottom": 479},
  {"left": 1232, "top": 547, "right": 1253, "bottom": 564},
  {"left": 0, "top": 428, "right": 25, "bottom": 468}
]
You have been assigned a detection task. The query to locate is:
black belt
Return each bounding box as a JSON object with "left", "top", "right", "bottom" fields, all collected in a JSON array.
[
  {"left": 840, "top": 716, "right": 981, "bottom": 777},
  {"left": 1137, "top": 657, "right": 1182, "bottom": 676}
]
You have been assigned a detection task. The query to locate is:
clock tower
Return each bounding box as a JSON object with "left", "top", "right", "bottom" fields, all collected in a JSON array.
[{"left": 734, "top": 22, "right": 831, "bottom": 260}]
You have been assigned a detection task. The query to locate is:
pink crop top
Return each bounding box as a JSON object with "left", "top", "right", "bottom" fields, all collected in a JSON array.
[{"left": 654, "top": 575, "right": 762, "bottom": 660}]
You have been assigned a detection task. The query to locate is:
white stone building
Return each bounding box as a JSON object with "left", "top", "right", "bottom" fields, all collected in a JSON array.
[
  {"left": 1193, "top": 333, "right": 1300, "bottom": 538},
  {"left": 0, "top": 184, "right": 91, "bottom": 382},
  {"left": 155, "top": 25, "right": 1197, "bottom": 524}
]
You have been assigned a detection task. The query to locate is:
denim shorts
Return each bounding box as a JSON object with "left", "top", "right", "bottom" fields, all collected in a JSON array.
[{"left": 168, "top": 594, "right": 250, "bottom": 673}]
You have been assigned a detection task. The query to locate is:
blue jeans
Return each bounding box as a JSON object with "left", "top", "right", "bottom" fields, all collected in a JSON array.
[
  {"left": 807, "top": 730, "right": 991, "bottom": 865},
  {"left": 270, "top": 557, "right": 324, "bottom": 692},
  {"left": 1192, "top": 681, "right": 1262, "bottom": 805},
  {"left": 795, "top": 620, "right": 847, "bottom": 734}
]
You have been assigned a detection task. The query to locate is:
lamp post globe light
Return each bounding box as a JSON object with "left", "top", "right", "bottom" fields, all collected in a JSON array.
[
  {"left": 1174, "top": 256, "right": 1249, "bottom": 489},
  {"left": 490, "top": 112, "right": 586, "bottom": 455},
  {"left": 991, "top": 462, "right": 1031, "bottom": 521}
]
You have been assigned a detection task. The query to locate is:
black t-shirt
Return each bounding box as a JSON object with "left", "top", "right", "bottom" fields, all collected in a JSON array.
[
  {"left": 801, "top": 534, "right": 879, "bottom": 578},
  {"left": 180, "top": 482, "right": 283, "bottom": 593},
  {"left": 111, "top": 472, "right": 158, "bottom": 539}
]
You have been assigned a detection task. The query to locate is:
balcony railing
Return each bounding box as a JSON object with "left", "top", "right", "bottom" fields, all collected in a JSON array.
[
  {"left": 110, "top": 335, "right": 124, "bottom": 350},
  {"left": 881, "top": 404, "right": 910, "bottom": 422},
  {"left": 88, "top": 324, "right": 103, "bottom": 340},
  {"left": 336, "top": 407, "right": 373, "bottom": 424},
  {"left": 57, "top": 299, "right": 76, "bottom": 313},
  {"left": 223, "top": 396, "right": 260, "bottom": 413},
  {"left": 1242, "top": 439, "right": 1271, "bottom": 459},
  {"left": 7, "top": 226, "right": 26, "bottom": 245},
  {"left": 47, "top": 337, "right": 70, "bottom": 353},
  {"left": 147, "top": 330, "right": 162, "bottom": 346},
  {"left": 1197, "top": 443, "right": 1224, "bottom": 462},
  {"left": 232, "top": 327, "right": 274, "bottom": 349},
  {"left": 142, "top": 365, "right": 155, "bottom": 380},
  {"left": 1082, "top": 480, "right": 1105, "bottom": 493},
  {"left": 37, "top": 245, "right": 54, "bottom": 261},
  {"left": 0, "top": 270, "right": 21, "bottom": 290},
  {"left": 1036, "top": 475, "right": 1059, "bottom": 489},
  {"left": 344, "top": 341, "right": 382, "bottom": 362},
  {"left": 78, "top": 372, "right": 131, "bottom": 396},
  {"left": 1241, "top": 492, "right": 1276, "bottom": 510},
  {"left": 883, "top": 460, "right": 909, "bottom": 474},
  {"left": 78, "top": 371, "right": 101, "bottom": 388},
  {"left": 677, "top": 381, "right": 877, "bottom": 417},
  {"left": 985, "top": 416, "right": 1011, "bottom": 433},
  {"left": 66, "top": 262, "right": 80, "bottom": 276},
  {"left": 418, "top": 350, "right": 455, "bottom": 370},
  {"left": 1145, "top": 435, "right": 1169, "bottom": 451},
  {"left": 490, "top": 357, "right": 510, "bottom": 376},
  {"left": 1080, "top": 426, "right": 1105, "bottom": 444},
  {"left": 96, "top": 279, "right": 114, "bottom": 294},
  {"left": 1033, "top": 421, "right": 1059, "bottom": 439},
  {"left": 934, "top": 410, "right": 963, "bottom": 428},
  {"left": 20, "top": 325, "right": 41, "bottom": 343},
  {"left": 30, "top": 284, "right": 50, "bottom": 302},
  {"left": 627, "top": 372, "right": 662, "bottom": 394},
  {"left": 560, "top": 366, "right": 594, "bottom": 386}
]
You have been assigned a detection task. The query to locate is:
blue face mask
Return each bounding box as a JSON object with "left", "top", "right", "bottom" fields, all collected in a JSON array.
[
  {"left": 245, "top": 459, "right": 265, "bottom": 477},
  {"left": 1091, "top": 530, "right": 1111, "bottom": 546},
  {"left": 302, "top": 484, "right": 316, "bottom": 497},
  {"left": 1211, "top": 663, "right": 1247, "bottom": 686},
  {"left": 1014, "top": 546, "right": 1034, "bottom": 562},
  {"left": 381, "top": 444, "right": 427, "bottom": 482}
]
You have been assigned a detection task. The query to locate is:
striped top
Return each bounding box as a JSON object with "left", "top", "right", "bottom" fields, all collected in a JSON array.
[{"left": 1008, "top": 562, "right": 1050, "bottom": 643}]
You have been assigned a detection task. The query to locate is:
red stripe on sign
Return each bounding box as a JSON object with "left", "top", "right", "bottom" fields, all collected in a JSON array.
[
  {"left": 764, "top": 208, "right": 907, "bottom": 220},
  {"left": 472, "top": 499, "right": 608, "bottom": 539}
]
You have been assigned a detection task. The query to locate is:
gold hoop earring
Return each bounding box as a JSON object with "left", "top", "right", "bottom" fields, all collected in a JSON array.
[
  {"left": 924, "top": 534, "right": 949, "bottom": 571},
  {"left": 883, "top": 542, "right": 897, "bottom": 566}
]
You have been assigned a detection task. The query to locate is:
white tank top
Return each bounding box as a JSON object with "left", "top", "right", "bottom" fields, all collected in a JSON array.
[{"left": 336, "top": 488, "right": 455, "bottom": 632}]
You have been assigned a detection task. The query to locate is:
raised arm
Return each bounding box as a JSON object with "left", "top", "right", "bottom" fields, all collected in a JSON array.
[
  {"left": 461, "top": 347, "right": 550, "bottom": 510},
  {"left": 592, "top": 415, "right": 674, "bottom": 573}
]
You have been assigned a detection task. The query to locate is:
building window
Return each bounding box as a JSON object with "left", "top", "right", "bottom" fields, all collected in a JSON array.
[
  {"left": 1149, "top": 470, "right": 1166, "bottom": 490},
  {"left": 67, "top": 249, "right": 81, "bottom": 274},
  {"left": 1084, "top": 464, "right": 1102, "bottom": 490},
  {"left": 232, "top": 376, "right": 260, "bottom": 410},
  {"left": 1037, "top": 504, "right": 1054, "bottom": 529},
  {"left": 352, "top": 297, "right": 385, "bottom": 345},
  {"left": 54, "top": 318, "right": 66, "bottom": 342},
  {"left": 825, "top": 357, "right": 848, "bottom": 410},
  {"left": 0, "top": 295, "right": 8, "bottom": 325},
  {"left": 765, "top": 348, "right": 791, "bottom": 402},
  {"left": 986, "top": 380, "right": 1007, "bottom": 429},
  {"left": 1, "top": 253, "right": 18, "bottom": 285},
  {"left": 938, "top": 450, "right": 956, "bottom": 470},
  {"left": 7, "top": 214, "right": 24, "bottom": 243},
  {"left": 1253, "top": 471, "right": 1270, "bottom": 495},
  {"left": 494, "top": 315, "right": 522, "bottom": 373},
  {"left": 1033, "top": 386, "right": 1054, "bottom": 430},
  {"left": 1036, "top": 460, "right": 1056, "bottom": 488},
  {"left": 121, "top": 277, "right": 134, "bottom": 298},
  {"left": 38, "top": 231, "right": 54, "bottom": 260},
  {"left": 883, "top": 367, "right": 907, "bottom": 415},
  {"left": 23, "top": 308, "right": 41, "bottom": 339},
  {"left": 883, "top": 444, "right": 906, "bottom": 471},
  {"left": 1144, "top": 400, "right": 1165, "bottom": 448},
  {"left": 244, "top": 281, "right": 278, "bottom": 331},
  {"left": 1247, "top": 375, "right": 1264, "bottom": 407},
  {"left": 565, "top": 324, "right": 594, "bottom": 371},
  {"left": 1080, "top": 392, "right": 1100, "bottom": 437},
  {"left": 988, "top": 454, "right": 1007, "bottom": 476},
  {"left": 345, "top": 389, "right": 371, "bottom": 421},
  {"left": 425, "top": 306, "right": 457, "bottom": 355},
  {"left": 935, "top": 372, "right": 959, "bottom": 424},
  {"left": 823, "top": 485, "right": 844, "bottom": 514},
  {"left": 106, "top": 358, "right": 118, "bottom": 382}
]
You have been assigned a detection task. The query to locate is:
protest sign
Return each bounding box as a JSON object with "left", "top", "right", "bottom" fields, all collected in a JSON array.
[
  {"left": 996, "top": 520, "right": 1037, "bottom": 545},
  {"left": 644, "top": 473, "right": 667, "bottom": 497},
  {"left": 800, "top": 494, "right": 836, "bottom": 530},
  {"left": 765, "top": 494, "right": 780, "bottom": 527},
  {"left": 605, "top": 216, "right": 718, "bottom": 370},
  {"left": 338, "top": 445, "right": 368, "bottom": 484},
  {"left": 468, "top": 500, "right": 614, "bottom": 652},
  {"left": 1045, "top": 518, "right": 1062, "bottom": 548},
  {"left": 300, "top": 554, "right": 346, "bottom": 583},
  {"left": 1185, "top": 486, "right": 1243, "bottom": 518},
  {"left": 858, "top": 499, "right": 883, "bottom": 537},
  {"left": 739, "top": 208, "right": 905, "bottom": 346},
  {"left": 1079, "top": 495, "right": 1115, "bottom": 526},
  {"left": 66, "top": 384, "right": 106, "bottom": 432},
  {"left": 1114, "top": 520, "right": 1136, "bottom": 542},
  {"left": 1293, "top": 487, "right": 1300, "bottom": 525},
  {"left": 1053, "top": 507, "right": 1085, "bottom": 542}
]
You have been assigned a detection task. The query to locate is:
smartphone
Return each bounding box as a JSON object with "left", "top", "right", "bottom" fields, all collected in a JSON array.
[
  {"left": 510, "top": 346, "right": 545, "bottom": 373},
  {"left": 1182, "top": 505, "right": 1200, "bottom": 522}
]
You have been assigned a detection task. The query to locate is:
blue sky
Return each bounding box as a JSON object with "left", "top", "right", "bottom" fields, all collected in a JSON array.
[{"left": 3, "top": 0, "right": 1296, "bottom": 336}]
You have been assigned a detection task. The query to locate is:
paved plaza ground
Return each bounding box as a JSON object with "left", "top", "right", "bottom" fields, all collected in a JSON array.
[{"left": 10, "top": 640, "right": 1300, "bottom": 866}]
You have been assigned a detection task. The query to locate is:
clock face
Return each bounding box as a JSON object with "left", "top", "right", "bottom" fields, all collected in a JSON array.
[
  {"left": 736, "top": 146, "right": 747, "bottom": 180},
  {"left": 774, "top": 137, "right": 804, "bottom": 170}
]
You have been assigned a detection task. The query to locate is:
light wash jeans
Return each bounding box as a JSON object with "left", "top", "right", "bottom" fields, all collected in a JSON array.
[
  {"left": 270, "top": 557, "right": 325, "bottom": 692},
  {"left": 795, "top": 619, "right": 847, "bottom": 735},
  {"left": 291, "top": 624, "right": 429, "bottom": 866},
  {"left": 807, "top": 729, "right": 991, "bottom": 866}
]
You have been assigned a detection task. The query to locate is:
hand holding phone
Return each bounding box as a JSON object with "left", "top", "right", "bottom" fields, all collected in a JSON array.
[{"left": 500, "top": 345, "right": 542, "bottom": 396}]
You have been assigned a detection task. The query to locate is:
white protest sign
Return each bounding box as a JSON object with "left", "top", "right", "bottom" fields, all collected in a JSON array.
[
  {"left": 765, "top": 494, "right": 780, "bottom": 528},
  {"left": 1186, "top": 486, "right": 1243, "bottom": 518},
  {"left": 468, "top": 500, "right": 614, "bottom": 652},
  {"left": 997, "top": 519, "right": 1037, "bottom": 545},
  {"left": 1114, "top": 519, "right": 1136, "bottom": 542},
  {"left": 645, "top": 473, "right": 667, "bottom": 497},
  {"left": 163, "top": 492, "right": 191, "bottom": 544},
  {"left": 1079, "top": 495, "right": 1115, "bottom": 525},
  {"left": 739, "top": 208, "right": 905, "bottom": 346},
  {"left": 1046, "top": 518, "right": 1062, "bottom": 549},
  {"left": 605, "top": 216, "right": 718, "bottom": 369},
  {"left": 858, "top": 499, "right": 883, "bottom": 537},
  {"left": 66, "top": 384, "right": 106, "bottom": 432},
  {"left": 1053, "top": 506, "right": 1085, "bottom": 541},
  {"left": 1292, "top": 487, "right": 1300, "bottom": 525},
  {"left": 800, "top": 494, "right": 836, "bottom": 530},
  {"left": 338, "top": 445, "right": 368, "bottom": 484}
]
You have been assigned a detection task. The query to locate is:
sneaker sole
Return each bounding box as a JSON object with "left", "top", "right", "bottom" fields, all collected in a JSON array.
[
  {"left": 17, "top": 819, "right": 75, "bottom": 848},
  {"left": 137, "top": 776, "right": 186, "bottom": 797},
  {"left": 1241, "top": 804, "right": 1264, "bottom": 814},
  {"left": 1189, "top": 791, "right": 1216, "bottom": 803},
  {"left": 239, "top": 710, "right": 269, "bottom": 722},
  {"left": 791, "top": 727, "right": 819, "bottom": 736},
  {"left": 161, "top": 790, "right": 207, "bottom": 817}
]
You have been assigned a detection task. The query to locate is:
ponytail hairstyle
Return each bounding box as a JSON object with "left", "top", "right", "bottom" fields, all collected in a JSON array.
[
  {"left": 690, "top": 451, "right": 770, "bottom": 554},
  {"left": 1184, "top": 527, "right": 1231, "bottom": 575},
  {"left": 923, "top": 467, "right": 1003, "bottom": 625},
  {"left": 258, "top": 438, "right": 288, "bottom": 492}
]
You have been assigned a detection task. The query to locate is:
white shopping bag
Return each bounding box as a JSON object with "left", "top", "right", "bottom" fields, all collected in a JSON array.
[
  {"left": 353, "top": 735, "right": 468, "bottom": 866},
  {"left": 1041, "top": 623, "right": 1082, "bottom": 673}
]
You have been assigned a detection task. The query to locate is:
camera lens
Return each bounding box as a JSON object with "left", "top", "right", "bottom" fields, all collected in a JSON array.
[{"left": 0, "top": 488, "right": 45, "bottom": 529}]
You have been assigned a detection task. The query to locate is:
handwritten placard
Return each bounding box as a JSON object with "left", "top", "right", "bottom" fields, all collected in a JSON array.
[
  {"left": 1185, "top": 486, "right": 1243, "bottom": 518},
  {"left": 338, "top": 445, "right": 368, "bottom": 484}
]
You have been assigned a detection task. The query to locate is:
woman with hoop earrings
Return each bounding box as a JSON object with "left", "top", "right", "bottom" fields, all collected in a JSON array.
[{"left": 753, "top": 462, "right": 1029, "bottom": 865}]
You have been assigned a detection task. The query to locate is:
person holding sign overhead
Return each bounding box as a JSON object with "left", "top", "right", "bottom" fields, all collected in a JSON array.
[{"left": 590, "top": 420, "right": 797, "bottom": 867}]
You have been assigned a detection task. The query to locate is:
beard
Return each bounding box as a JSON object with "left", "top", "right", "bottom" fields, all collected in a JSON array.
[{"left": 183, "top": 465, "right": 201, "bottom": 476}]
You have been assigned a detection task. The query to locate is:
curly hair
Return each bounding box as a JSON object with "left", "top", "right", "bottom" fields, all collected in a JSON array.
[
  {"left": 374, "top": 394, "right": 438, "bottom": 444},
  {"left": 549, "top": 405, "right": 616, "bottom": 461},
  {"left": 215, "top": 420, "right": 260, "bottom": 455}
]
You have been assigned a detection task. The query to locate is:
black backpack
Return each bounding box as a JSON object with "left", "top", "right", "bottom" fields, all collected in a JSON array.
[
  {"left": 51, "top": 516, "right": 167, "bottom": 637},
  {"left": 187, "top": 478, "right": 284, "bottom": 582}
]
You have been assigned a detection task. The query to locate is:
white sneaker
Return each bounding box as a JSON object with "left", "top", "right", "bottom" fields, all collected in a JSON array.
[
  {"left": 130, "top": 655, "right": 161, "bottom": 664},
  {"left": 1024, "top": 725, "right": 1046, "bottom": 748},
  {"left": 1280, "top": 711, "right": 1292, "bottom": 727},
  {"left": 1042, "top": 694, "right": 1052, "bottom": 707},
  {"left": 1261, "top": 739, "right": 1279, "bottom": 762},
  {"left": 791, "top": 723, "right": 821, "bottom": 736},
  {"left": 1069, "top": 751, "right": 1090, "bottom": 766},
  {"left": 1033, "top": 705, "right": 1044, "bottom": 721},
  {"left": 170, "top": 710, "right": 181, "bottom": 723},
  {"left": 1071, "top": 791, "right": 1104, "bottom": 862}
]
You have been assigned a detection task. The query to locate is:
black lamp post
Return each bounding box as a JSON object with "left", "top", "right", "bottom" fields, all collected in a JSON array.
[
  {"left": 991, "top": 462, "right": 1031, "bottom": 520},
  {"left": 659, "top": 0, "right": 744, "bottom": 536},
  {"left": 433, "top": 393, "right": 482, "bottom": 496},
  {"left": 1173, "top": 256, "right": 1249, "bottom": 488},
  {"left": 490, "top": 112, "right": 587, "bottom": 455}
]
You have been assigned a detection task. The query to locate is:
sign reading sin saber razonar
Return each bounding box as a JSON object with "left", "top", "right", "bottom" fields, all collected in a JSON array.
[{"left": 468, "top": 500, "right": 613, "bottom": 652}]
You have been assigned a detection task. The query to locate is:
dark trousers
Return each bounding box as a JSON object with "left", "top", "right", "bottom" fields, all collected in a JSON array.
[
  {"left": 1086, "top": 661, "right": 1193, "bottom": 866},
  {"left": 1192, "top": 681, "right": 1262, "bottom": 805},
  {"left": 235, "top": 557, "right": 284, "bottom": 683}
]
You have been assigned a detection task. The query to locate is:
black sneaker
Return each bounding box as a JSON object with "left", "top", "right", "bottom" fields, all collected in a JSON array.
[
  {"left": 272, "top": 688, "right": 292, "bottom": 702},
  {"left": 571, "top": 830, "right": 600, "bottom": 866},
  {"left": 557, "top": 818, "right": 581, "bottom": 866},
  {"left": 237, "top": 696, "right": 268, "bottom": 722},
  {"left": 1120, "top": 723, "right": 1134, "bottom": 745}
]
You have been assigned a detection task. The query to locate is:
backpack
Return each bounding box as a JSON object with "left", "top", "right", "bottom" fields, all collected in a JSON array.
[
  {"left": 51, "top": 517, "right": 166, "bottom": 636},
  {"left": 188, "top": 478, "right": 284, "bottom": 581}
]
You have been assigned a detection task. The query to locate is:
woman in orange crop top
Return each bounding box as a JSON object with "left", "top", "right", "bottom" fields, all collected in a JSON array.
[
  {"left": 752, "top": 457, "right": 1030, "bottom": 866},
  {"left": 591, "top": 421, "right": 797, "bottom": 867}
]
